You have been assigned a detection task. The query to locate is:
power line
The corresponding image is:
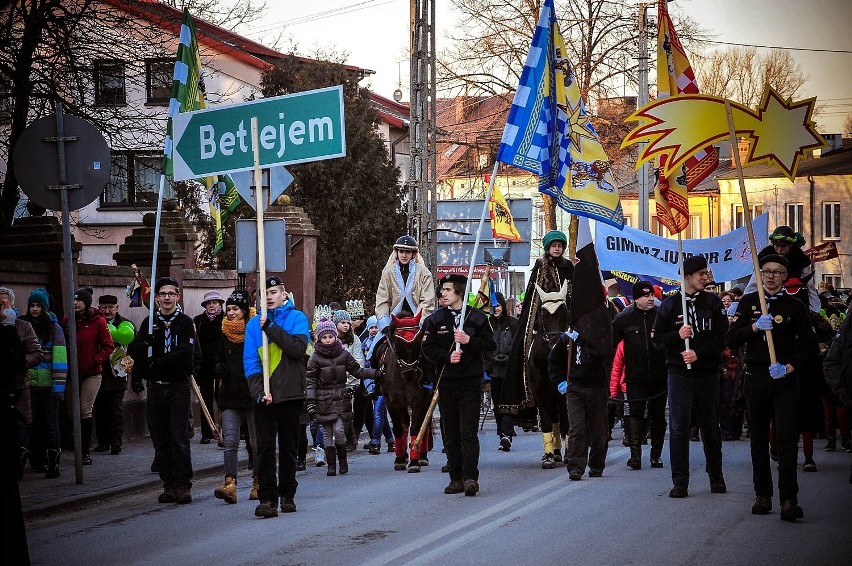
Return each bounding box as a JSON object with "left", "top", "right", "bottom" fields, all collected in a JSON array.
[
  {"left": 250, "top": 0, "right": 399, "bottom": 34},
  {"left": 704, "top": 39, "right": 852, "bottom": 54}
]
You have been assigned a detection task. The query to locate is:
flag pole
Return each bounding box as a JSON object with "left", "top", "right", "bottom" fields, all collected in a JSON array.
[
  {"left": 677, "top": 233, "right": 692, "bottom": 369},
  {"left": 725, "top": 100, "right": 777, "bottom": 364},
  {"left": 148, "top": 174, "right": 167, "bottom": 346},
  {"left": 251, "top": 117, "right": 272, "bottom": 396}
]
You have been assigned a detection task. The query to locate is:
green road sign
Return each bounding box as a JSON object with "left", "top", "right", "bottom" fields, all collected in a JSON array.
[{"left": 172, "top": 85, "right": 345, "bottom": 181}]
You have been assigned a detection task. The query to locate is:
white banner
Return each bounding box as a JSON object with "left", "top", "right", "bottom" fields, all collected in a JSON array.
[{"left": 596, "top": 214, "right": 768, "bottom": 282}]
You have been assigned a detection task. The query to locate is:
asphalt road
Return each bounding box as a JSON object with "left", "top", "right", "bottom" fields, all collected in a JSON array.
[{"left": 24, "top": 422, "right": 852, "bottom": 565}]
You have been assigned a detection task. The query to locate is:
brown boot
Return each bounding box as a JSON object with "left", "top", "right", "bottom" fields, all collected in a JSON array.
[
  {"left": 249, "top": 474, "right": 259, "bottom": 501},
  {"left": 326, "top": 446, "right": 337, "bottom": 476},
  {"left": 336, "top": 444, "right": 348, "bottom": 475},
  {"left": 214, "top": 475, "right": 237, "bottom": 504}
]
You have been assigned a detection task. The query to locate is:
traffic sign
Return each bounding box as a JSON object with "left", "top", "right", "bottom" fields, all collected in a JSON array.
[
  {"left": 235, "top": 218, "right": 286, "bottom": 274},
  {"left": 172, "top": 85, "right": 345, "bottom": 181},
  {"left": 231, "top": 166, "right": 294, "bottom": 212}
]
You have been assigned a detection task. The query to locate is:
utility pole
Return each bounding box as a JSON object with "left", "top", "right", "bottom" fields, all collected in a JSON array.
[
  {"left": 637, "top": 2, "right": 653, "bottom": 232},
  {"left": 409, "top": 0, "right": 437, "bottom": 273}
]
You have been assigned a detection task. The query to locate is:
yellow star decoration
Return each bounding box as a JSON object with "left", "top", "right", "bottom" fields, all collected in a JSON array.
[
  {"left": 621, "top": 86, "right": 827, "bottom": 181},
  {"left": 567, "top": 101, "right": 596, "bottom": 152}
]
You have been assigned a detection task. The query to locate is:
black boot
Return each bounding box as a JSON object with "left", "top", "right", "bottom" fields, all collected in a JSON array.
[
  {"left": 325, "top": 446, "right": 337, "bottom": 476},
  {"left": 18, "top": 447, "right": 30, "bottom": 479},
  {"left": 46, "top": 449, "right": 61, "bottom": 478},
  {"left": 627, "top": 417, "right": 644, "bottom": 470},
  {"left": 336, "top": 444, "right": 348, "bottom": 475},
  {"left": 81, "top": 418, "right": 93, "bottom": 465}
]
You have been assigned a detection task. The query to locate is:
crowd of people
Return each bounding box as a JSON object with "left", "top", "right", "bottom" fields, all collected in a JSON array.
[{"left": 5, "top": 225, "right": 852, "bottom": 522}]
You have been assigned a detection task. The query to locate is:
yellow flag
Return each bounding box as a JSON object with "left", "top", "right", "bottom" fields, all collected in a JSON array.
[{"left": 488, "top": 182, "right": 522, "bottom": 242}]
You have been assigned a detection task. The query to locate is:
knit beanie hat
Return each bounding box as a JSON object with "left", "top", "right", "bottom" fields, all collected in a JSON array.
[
  {"left": 226, "top": 290, "right": 251, "bottom": 317},
  {"left": 366, "top": 315, "right": 378, "bottom": 329},
  {"left": 315, "top": 317, "right": 337, "bottom": 339},
  {"left": 28, "top": 288, "right": 50, "bottom": 311},
  {"left": 333, "top": 309, "right": 352, "bottom": 324},
  {"left": 632, "top": 280, "right": 654, "bottom": 299},
  {"left": 74, "top": 287, "right": 93, "bottom": 309},
  {"left": 542, "top": 230, "right": 567, "bottom": 251}
]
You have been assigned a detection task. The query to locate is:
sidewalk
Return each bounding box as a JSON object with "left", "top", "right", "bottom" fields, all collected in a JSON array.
[{"left": 19, "top": 435, "right": 257, "bottom": 519}]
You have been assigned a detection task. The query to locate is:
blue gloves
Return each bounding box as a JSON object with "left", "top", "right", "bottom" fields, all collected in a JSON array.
[
  {"left": 482, "top": 372, "right": 491, "bottom": 383},
  {"left": 423, "top": 382, "right": 434, "bottom": 393},
  {"left": 557, "top": 381, "right": 568, "bottom": 395},
  {"left": 755, "top": 314, "right": 773, "bottom": 331},
  {"left": 769, "top": 363, "right": 787, "bottom": 379},
  {"left": 726, "top": 302, "right": 739, "bottom": 317},
  {"left": 564, "top": 329, "right": 579, "bottom": 342},
  {"left": 364, "top": 379, "right": 376, "bottom": 397}
]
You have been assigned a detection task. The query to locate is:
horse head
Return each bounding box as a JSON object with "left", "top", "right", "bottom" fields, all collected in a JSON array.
[{"left": 534, "top": 280, "right": 570, "bottom": 338}]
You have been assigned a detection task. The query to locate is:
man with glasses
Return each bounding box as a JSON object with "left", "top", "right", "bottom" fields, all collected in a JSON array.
[
  {"left": 652, "top": 255, "right": 729, "bottom": 499},
  {"left": 129, "top": 277, "right": 197, "bottom": 504},
  {"left": 727, "top": 254, "right": 818, "bottom": 522}
]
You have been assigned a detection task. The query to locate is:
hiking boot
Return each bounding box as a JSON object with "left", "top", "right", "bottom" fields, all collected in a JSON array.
[
  {"left": 803, "top": 458, "right": 818, "bottom": 472},
  {"left": 174, "top": 487, "right": 192, "bottom": 504},
  {"left": 110, "top": 443, "right": 121, "bottom": 455},
  {"left": 281, "top": 496, "right": 297, "bottom": 513},
  {"left": 824, "top": 438, "right": 836, "bottom": 452},
  {"left": 444, "top": 480, "right": 464, "bottom": 494},
  {"left": 158, "top": 488, "right": 177, "bottom": 503},
  {"left": 568, "top": 469, "right": 583, "bottom": 481},
  {"left": 255, "top": 500, "right": 278, "bottom": 518},
  {"left": 441, "top": 464, "right": 450, "bottom": 473},
  {"left": 296, "top": 459, "right": 306, "bottom": 471},
  {"left": 710, "top": 476, "right": 727, "bottom": 494},
  {"left": 369, "top": 444, "right": 381, "bottom": 455},
  {"left": 843, "top": 439, "right": 852, "bottom": 453},
  {"left": 82, "top": 453, "right": 93, "bottom": 465},
  {"left": 627, "top": 456, "right": 641, "bottom": 470},
  {"left": 387, "top": 442, "right": 394, "bottom": 453},
  {"left": 249, "top": 475, "right": 259, "bottom": 500},
  {"left": 499, "top": 435, "right": 512, "bottom": 452},
  {"left": 315, "top": 445, "right": 326, "bottom": 466},
  {"left": 93, "top": 445, "right": 110, "bottom": 453},
  {"left": 780, "top": 499, "right": 803, "bottom": 522},
  {"left": 588, "top": 468, "right": 603, "bottom": 477},
  {"left": 669, "top": 484, "right": 688, "bottom": 498},
  {"left": 214, "top": 475, "right": 237, "bottom": 504},
  {"left": 464, "top": 479, "right": 479, "bottom": 496},
  {"left": 650, "top": 456, "right": 664, "bottom": 468},
  {"left": 751, "top": 495, "right": 772, "bottom": 515},
  {"left": 541, "top": 453, "right": 556, "bottom": 469},
  {"left": 45, "top": 449, "right": 61, "bottom": 479}
]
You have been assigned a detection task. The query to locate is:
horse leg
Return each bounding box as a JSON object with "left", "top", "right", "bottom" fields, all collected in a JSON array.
[{"left": 389, "top": 406, "right": 409, "bottom": 471}]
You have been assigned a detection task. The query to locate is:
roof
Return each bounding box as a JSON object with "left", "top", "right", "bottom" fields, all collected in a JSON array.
[
  {"left": 716, "top": 148, "right": 852, "bottom": 180},
  {"left": 369, "top": 92, "right": 410, "bottom": 129},
  {"left": 100, "top": 0, "right": 370, "bottom": 76},
  {"left": 436, "top": 94, "right": 513, "bottom": 179}
]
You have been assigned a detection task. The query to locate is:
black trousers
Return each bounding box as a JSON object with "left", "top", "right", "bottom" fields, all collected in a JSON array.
[
  {"left": 253, "top": 399, "right": 301, "bottom": 503},
  {"left": 626, "top": 382, "right": 668, "bottom": 457},
  {"left": 565, "top": 385, "right": 609, "bottom": 471},
  {"left": 744, "top": 367, "right": 799, "bottom": 503},
  {"left": 94, "top": 388, "right": 125, "bottom": 447},
  {"left": 438, "top": 380, "right": 481, "bottom": 482}
]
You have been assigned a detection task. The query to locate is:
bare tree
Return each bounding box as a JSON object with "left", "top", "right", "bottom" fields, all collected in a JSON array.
[
  {"left": 160, "top": 0, "right": 267, "bottom": 30},
  {"left": 693, "top": 46, "right": 808, "bottom": 109}
]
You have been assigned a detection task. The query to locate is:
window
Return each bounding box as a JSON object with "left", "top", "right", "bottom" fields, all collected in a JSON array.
[
  {"left": 651, "top": 216, "right": 670, "bottom": 237},
  {"left": 94, "top": 60, "right": 126, "bottom": 106},
  {"left": 690, "top": 215, "right": 702, "bottom": 239},
  {"left": 823, "top": 202, "right": 840, "bottom": 240},
  {"left": 146, "top": 58, "right": 173, "bottom": 105},
  {"left": 102, "top": 152, "right": 172, "bottom": 207},
  {"left": 622, "top": 215, "right": 632, "bottom": 228},
  {"left": 786, "top": 203, "right": 804, "bottom": 234},
  {"left": 823, "top": 274, "right": 842, "bottom": 289},
  {"left": 733, "top": 204, "right": 763, "bottom": 229}
]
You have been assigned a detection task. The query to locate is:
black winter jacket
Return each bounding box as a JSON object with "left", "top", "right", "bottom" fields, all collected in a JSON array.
[
  {"left": 652, "top": 291, "right": 728, "bottom": 374},
  {"left": 215, "top": 334, "right": 252, "bottom": 411},
  {"left": 485, "top": 313, "right": 519, "bottom": 379},
  {"left": 421, "top": 306, "right": 496, "bottom": 385},
  {"left": 129, "top": 312, "right": 196, "bottom": 385},
  {"left": 612, "top": 304, "right": 667, "bottom": 387},
  {"left": 548, "top": 332, "right": 609, "bottom": 389},
  {"left": 194, "top": 312, "right": 223, "bottom": 382},
  {"left": 824, "top": 314, "right": 852, "bottom": 407}
]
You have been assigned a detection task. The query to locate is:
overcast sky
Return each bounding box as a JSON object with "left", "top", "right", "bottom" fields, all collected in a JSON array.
[{"left": 241, "top": 0, "right": 852, "bottom": 133}]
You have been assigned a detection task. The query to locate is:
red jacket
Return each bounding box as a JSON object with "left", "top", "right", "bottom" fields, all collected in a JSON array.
[
  {"left": 610, "top": 340, "right": 627, "bottom": 398},
  {"left": 74, "top": 309, "right": 114, "bottom": 379}
]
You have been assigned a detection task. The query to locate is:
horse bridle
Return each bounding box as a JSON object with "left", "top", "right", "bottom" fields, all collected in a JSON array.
[
  {"left": 384, "top": 326, "right": 424, "bottom": 381},
  {"left": 532, "top": 298, "right": 568, "bottom": 346}
]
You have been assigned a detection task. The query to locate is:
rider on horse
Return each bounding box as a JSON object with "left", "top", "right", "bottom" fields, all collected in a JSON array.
[{"left": 500, "top": 230, "right": 575, "bottom": 463}]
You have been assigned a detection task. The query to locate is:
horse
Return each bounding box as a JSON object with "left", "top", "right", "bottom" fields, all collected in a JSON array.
[
  {"left": 527, "top": 280, "right": 571, "bottom": 469},
  {"left": 375, "top": 311, "right": 433, "bottom": 473}
]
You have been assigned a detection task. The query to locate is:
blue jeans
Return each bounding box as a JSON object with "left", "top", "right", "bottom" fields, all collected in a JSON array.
[
  {"left": 668, "top": 371, "right": 723, "bottom": 487},
  {"left": 253, "top": 399, "right": 301, "bottom": 503},
  {"left": 147, "top": 382, "right": 193, "bottom": 490},
  {"left": 370, "top": 395, "right": 394, "bottom": 446}
]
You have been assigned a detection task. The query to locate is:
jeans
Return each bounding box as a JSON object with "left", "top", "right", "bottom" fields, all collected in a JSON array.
[
  {"left": 565, "top": 385, "right": 609, "bottom": 471},
  {"left": 94, "top": 388, "right": 125, "bottom": 447},
  {"left": 370, "top": 395, "right": 394, "bottom": 446},
  {"left": 221, "top": 408, "right": 256, "bottom": 478},
  {"left": 253, "top": 399, "right": 301, "bottom": 503},
  {"left": 438, "top": 380, "right": 481, "bottom": 482},
  {"left": 744, "top": 368, "right": 799, "bottom": 503},
  {"left": 668, "top": 370, "right": 723, "bottom": 487},
  {"left": 147, "top": 381, "right": 193, "bottom": 490}
]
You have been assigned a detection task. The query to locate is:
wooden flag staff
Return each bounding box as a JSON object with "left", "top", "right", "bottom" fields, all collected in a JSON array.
[{"left": 251, "top": 117, "right": 272, "bottom": 396}]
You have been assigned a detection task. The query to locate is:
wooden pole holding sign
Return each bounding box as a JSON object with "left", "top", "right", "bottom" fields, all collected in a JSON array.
[
  {"left": 677, "top": 233, "right": 692, "bottom": 369},
  {"left": 724, "top": 100, "right": 777, "bottom": 365},
  {"left": 251, "top": 117, "right": 272, "bottom": 396}
]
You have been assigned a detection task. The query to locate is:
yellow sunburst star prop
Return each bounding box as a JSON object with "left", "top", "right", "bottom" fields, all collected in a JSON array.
[{"left": 622, "top": 87, "right": 827, "bottom": 181}]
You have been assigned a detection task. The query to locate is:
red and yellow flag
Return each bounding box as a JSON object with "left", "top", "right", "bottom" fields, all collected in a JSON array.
[
  {"left": 655, "top": 0, "right": 719, "bottom": 234},
  {"left": 488, "top": 181, "right": 522, "bottom": 241}
]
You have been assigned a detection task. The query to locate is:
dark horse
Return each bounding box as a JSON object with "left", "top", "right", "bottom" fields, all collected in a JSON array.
[
  {"left": 527, "top": 280, "right": 571, "bottom": 469},
  {"left": 375, "top": 311, "right": 432, "bottom": 473}
]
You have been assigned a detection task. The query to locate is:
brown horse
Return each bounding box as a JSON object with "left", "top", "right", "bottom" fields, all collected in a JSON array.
[
  {"left": 376, "top": 312, "right": 432, "bottom": 473},
  {"left": 528, "top": 280, "right": 571, "bottom": 468}
]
